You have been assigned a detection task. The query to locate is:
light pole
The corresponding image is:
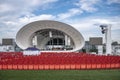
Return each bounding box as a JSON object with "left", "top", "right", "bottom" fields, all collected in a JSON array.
[{"left": 100, "top": 24, "right": 112, "bottom": 55}]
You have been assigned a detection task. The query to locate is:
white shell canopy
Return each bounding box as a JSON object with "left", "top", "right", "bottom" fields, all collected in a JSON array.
[{"left": 16, "top": 20, "right": 85, "bottom": 52}]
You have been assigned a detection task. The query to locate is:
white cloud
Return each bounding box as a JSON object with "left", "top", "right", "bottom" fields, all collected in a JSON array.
[
  {"left": 3, "top": 21, "right": 17, "bottom": 26},
  {"left": 30, "top": 14, "right": 56, "bottom": 21},
  {"left": 57, "top": 0, "right": 100, "bottom": 20},
  {"left": 107, "top": 0, "right": 120, "bottom": 4},
  {"left": 0, "top": 4, "right": 14, "bottom": 13},
  {"left": 0, "top": 0, "right": 58, "bottom": 18},
  {"left": 57, "top": 8, "right": 83, "bottom": 20},
  {"left": 75, "top": 0, "right": 100, "bottom": 12},
  {"left": 69, "top": 17, "right": 120, "bottom": 31},
  {"left": 19, "top": 14, "right": 56, "bottom": 24},
  {"left": 0, "top": 0, "right": 58, "bottom": 32}
]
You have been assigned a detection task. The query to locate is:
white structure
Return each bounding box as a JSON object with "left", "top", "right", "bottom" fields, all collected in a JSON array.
[
  {"left": 0, "top": 45, "right": 14, "bottom": 52},
  {"left": 23, "top": 50, "right": 40, "bottom": 55},
  {"left": 0, "top": 38, "right": 15, "bottom": 52},
  {"left": 100, "top": 24, "right": 112, "bottom": 55},
  {"left": 112, "top": 44, "right": 120, "bottom": 55},
  {"left": 16, "top": 20, "right": 85, "bottom": 52},
  {"left": 23, "top": 47, "right": 41, "bottom": 55},
  {"left": 97, "top": 45, "right": 103, "bottom": 55}
]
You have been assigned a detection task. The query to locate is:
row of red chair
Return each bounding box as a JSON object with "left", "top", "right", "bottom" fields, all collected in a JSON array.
[
  {"left": 0, "top": 64, "right": 119, "bottom": 70},
  {"left": 0, "top": 52, "right": 120, "bottom": 70}
]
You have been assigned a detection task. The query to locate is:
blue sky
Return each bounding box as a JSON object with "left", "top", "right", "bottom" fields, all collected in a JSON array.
[{"left": 0, "top": 0, "right": 120, "bottom": 43}]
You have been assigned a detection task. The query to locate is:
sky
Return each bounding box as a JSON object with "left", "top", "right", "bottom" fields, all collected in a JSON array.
[{"left": 0, "top": 0, "right": 120, "bottom": 43}]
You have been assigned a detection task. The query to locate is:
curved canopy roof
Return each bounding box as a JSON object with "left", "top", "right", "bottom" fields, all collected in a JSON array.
[{"left": 16, "top": 20, "right": 85, "bottom": 52}]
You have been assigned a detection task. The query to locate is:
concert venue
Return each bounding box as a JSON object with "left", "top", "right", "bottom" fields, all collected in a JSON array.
[
  {"left": 0, "top": 20, "right": 120, "bottom": 70},
  {"left": 16, "top": 20, "right": 85, "bottom": 52}
]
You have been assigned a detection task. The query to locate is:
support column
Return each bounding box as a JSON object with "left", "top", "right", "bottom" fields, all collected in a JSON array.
[
  {"left": 49, "top": 31, "right": 52, "bottom": 38},
  {"left": 65, "top": 35, "right": 68, "bottom": 46},
  {"left": 100, "top": 24, "right": 112, "bottom": 55},
  {"left": 106, "top": 25, "right": 112, "bottom": 55},
  {"left": 67, "top": 36, "right": 71, "bottom": 46},
  {"left": 33, "top": 35, "right": 37, "bottom": 47}
]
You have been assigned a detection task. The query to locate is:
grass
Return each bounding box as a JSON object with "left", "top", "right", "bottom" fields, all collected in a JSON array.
[{"left": 0, "top": 69, "right": 120, "bottom": 80}]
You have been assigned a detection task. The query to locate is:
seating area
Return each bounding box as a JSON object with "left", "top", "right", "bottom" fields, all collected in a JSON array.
[{"left": 0, "top": 52, "right": 120, "bottom": 70}]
